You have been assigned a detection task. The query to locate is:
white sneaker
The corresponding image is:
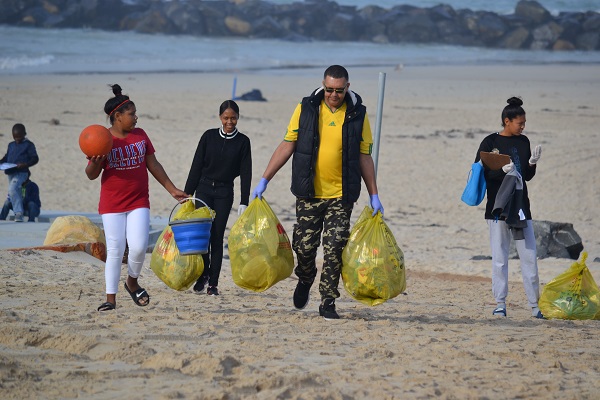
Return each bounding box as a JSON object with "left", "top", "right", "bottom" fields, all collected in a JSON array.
[
  {"left": 14, "top": 213, "right": 23, "bottom": 222},
  {"left": 492, "top": 306, "right": 507, "bottom": 317}
]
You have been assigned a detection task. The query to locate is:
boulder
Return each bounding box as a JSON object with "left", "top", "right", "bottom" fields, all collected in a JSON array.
[
  {"left": 358, "top": 4, "right": 387, "bottom": 20},
  {"left": 472, "top": 12, "right": 508, "bottom": 44},
  {"left": 0, "top": 0, "right": 38, "bottom": 24},
  {"left": 328, "top": 12, "right": 365, "bottom": 41},
  {"left": 436, "top": 15, "right": 472, "bottom": 44},
  {"left": 515, "top": 0, "right": 552, "bottom": 26},
  {"left": 225, "top": 15, "right": 252, "bottom": 35},
  {"left": 499, "top": 27, "right": 531, "bottom": 49},
  {"left": 530, "top": 21, "right": 564, "bottom": 49},
  {"left": 583, "top": 13, "right": 600, "bottom": 32},
  {"left": 576, "top": 32, "right": 600, "bottom": 50},
  {"left": 88, "top": 0, "right": 142, "bottom": 31},
  {"left": 196, "top": 2, "right": 230, "bottom": 37},
  {"left": 293, "top": 1, "right": 344, "bottom": 41},
  {"left": 386, "top": 10, "right": 438, "bottom": 43},
  {"left": 358, "top": 5, "right": 387, "bottom": 40},
  {"left": 370, "top": 34, "right": 389, "bottom": 44},
  {"left": 164, "top": 2, "right": 207, "bottom": 35},
  {"left": 119, "top": 9, "right": 173, "bottom": 34},
  {"left": 251, "top": 15, "right": 287, "bottom": 38},
  {"left": 556, "top": 14, "right": 584, "bottom": 42},
  {"left": 429, "top": 4, "right": 457, "bottom": 21},
  {"left": 20, "top": 6, "right": 52, "bottom": 26},
  {"left": 509, "top": 220, "right": 584, "bottom": 260},
  {"left": 552, "top": 39, "right": 576, "bottom": 50}
]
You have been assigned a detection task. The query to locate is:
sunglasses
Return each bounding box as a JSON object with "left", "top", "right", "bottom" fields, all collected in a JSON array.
[{"left": 324, "top": 85, "right": 347, "bottom": 94}]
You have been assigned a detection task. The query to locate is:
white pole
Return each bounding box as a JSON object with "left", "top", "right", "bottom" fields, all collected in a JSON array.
[{"left": 373, "top": 72, "right": 386, "bottom": 176}]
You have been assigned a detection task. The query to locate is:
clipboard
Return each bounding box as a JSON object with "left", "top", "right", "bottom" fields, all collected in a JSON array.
[{"left": 479, "top": 151, "right": 510, "bottom": 170}]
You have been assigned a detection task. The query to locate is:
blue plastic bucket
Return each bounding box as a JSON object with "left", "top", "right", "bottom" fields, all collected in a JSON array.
[{"left": 168, "top": 198, "right": 214, "bottom": 255}]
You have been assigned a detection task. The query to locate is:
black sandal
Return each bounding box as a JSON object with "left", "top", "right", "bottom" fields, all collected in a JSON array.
[
  {"left": 97, "top": 301, "right": 116, "bottom": 311},
  {"left": 124, "top": 282, "right": 150, "bottom": 307}
]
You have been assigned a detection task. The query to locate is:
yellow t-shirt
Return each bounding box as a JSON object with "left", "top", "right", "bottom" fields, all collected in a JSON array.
[{"left": 284, "top": 100, "right": 373, "bottom": 198}]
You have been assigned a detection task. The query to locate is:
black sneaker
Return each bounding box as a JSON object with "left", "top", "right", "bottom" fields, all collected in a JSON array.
[
  {"left": 319, "top": 298, "right": 340, "bottom": 320},
  {"left": 207, "top": 286, "right": 219, "bottom": 296},
  {"left": 193, "top": 275, "right": 209, "bottom": 293},
  {"left": 293, "top": 280, "right": 312, "bottom": 309}
]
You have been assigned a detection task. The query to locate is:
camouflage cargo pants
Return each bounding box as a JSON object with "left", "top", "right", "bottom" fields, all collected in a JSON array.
[{"left": 293, "top": 197, "right": 353, "bottom": 299}]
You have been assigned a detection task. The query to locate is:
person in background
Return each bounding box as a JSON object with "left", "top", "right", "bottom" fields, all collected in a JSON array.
[
  {"left": 0, "top": 123, "right": 39, "bottom": 222},
  {"left": 0, "top": 171, "right": 41, "bottom": 222},
  {"left": 185, "top": 100, "right": 252, "bottom": 296},
  {"left": 251, "top": 65, "right": 383, "bottom": 320},
  {"left": 474, "top": 97, "right": 544, "bottom": 319},
  {"left": 86, "top": 84, "right": 188, "bottom": 312}
]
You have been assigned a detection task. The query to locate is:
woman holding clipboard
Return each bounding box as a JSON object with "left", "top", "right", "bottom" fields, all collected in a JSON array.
[{"left": 475, "top": 97, "right": 544, "bottom": 319}]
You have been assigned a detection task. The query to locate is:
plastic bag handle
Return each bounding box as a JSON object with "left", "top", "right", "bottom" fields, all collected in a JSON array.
[
  {"left": 465, "top": 168, "right": 473, "bottom": 183},
  {"left": 168, "top": 197, "right": 215, "bottom": 223},
  {"left": 466, "top": 160, "right": 484, "bottom": 182}
]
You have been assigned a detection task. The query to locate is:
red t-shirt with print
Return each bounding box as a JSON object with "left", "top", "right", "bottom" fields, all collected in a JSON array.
[{"left": 98, "top": 128, "right": 155, "bottom": 214}]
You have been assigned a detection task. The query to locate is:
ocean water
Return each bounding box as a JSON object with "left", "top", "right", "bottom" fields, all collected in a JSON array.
[{"left": 1, "top": 0, "right": 600, "bottom": 75}]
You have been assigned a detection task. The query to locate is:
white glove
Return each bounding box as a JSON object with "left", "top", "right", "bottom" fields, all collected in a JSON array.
[
  {"left": 237, "top": 204, "right": 247, "bottom": 216},
  {"left": 529, "top": 145, "right": 542, "bottom": 165},
  {"left": 502, "top": 161, "right": 514, "bottom": 173}
]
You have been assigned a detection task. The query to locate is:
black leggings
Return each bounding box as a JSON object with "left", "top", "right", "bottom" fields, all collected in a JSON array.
[{"left": 194, "top": 182, "right": 234, "bottom": 287}]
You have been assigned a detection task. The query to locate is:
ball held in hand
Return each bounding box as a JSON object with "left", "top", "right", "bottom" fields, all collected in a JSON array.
[{"left": 79, "top": 125, "right": 113, "bottom": 157}]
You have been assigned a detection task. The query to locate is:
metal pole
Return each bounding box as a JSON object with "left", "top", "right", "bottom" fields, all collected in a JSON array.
[
  {"left": 373, "top": 72, "right": 386, "bottom": 176},
  {"left": 232, "top": 75, "right": 237, "bottom": 99}
]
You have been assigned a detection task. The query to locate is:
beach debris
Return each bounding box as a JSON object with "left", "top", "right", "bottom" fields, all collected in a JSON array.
[
  {"left": 236, "top": 89, "right": 267, "bottom": 102},
  {"left": 34, "top": 215, "right": 107, "bottom": 261},
  {"left": 509, "top": 220, "right": 583, "bottom": 259}
]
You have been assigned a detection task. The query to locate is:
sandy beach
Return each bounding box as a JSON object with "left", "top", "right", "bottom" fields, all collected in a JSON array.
[{"left": 1, "top": 64, "right": 600, "bottom": 398}]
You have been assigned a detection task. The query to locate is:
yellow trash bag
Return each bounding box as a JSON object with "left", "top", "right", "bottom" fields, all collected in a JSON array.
[
  {"left": 228, "top": 197, "right": 294, "bottom": 292},
  {"left": 539, "top": 252, "right": 600, "bottom": 320},
  {"left": 342, "top": 206, "right": 406, "bottom": 306},
  {"left": 150, "top": 200, "right": 209, "bottom": 291},
  {"left": 40, "top": 215, "right": 106, "bottom": 261},
  {"left": 44, "top": 215, "right": 105, "bottom": 246}
]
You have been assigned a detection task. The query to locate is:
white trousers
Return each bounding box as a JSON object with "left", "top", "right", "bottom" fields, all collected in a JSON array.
[
  {"left": 101, "top": 208, "right": 150, "bottom": 294},
  {"left": 488, "top": 219, "right": 540, "bottom": 308}
]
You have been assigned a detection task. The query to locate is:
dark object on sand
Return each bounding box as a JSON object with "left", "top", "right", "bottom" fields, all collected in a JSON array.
[
  {"left": 237, "top": 89, "right": 267, "bottom": 102},
  {"left": 509, "top": 220, "right": 584, "bottom": 260}
]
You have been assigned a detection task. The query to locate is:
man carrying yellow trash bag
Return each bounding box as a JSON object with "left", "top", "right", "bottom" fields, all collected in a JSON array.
[{"left": 249, "top": 65, "right": 398, "bottom": 320}]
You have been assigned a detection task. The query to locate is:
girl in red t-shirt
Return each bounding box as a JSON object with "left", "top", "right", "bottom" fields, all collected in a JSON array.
[{"left": 86, "top": 84, "right": 188, "bottom": 312}]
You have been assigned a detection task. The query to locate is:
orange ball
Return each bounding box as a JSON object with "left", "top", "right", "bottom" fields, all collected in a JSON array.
[{"left": 79, "top": 125, "right": 113, "bottom": 157}]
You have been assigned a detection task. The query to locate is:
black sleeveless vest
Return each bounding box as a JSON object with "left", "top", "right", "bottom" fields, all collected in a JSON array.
[{"left": 290, "top": 88, "right": 366, "bottom": 204}]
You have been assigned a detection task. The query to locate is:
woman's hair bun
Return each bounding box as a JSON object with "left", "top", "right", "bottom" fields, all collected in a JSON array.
[
  {"left": 506, "top": 96, "right": 523, "bottom": 107},
  {"left": 110, "top": 84, "right": 123, "bottom": 97}
]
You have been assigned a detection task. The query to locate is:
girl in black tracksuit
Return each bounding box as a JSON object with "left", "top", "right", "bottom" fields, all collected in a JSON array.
[{"left": 185, "top": 100, "right": 252, "bottom": 296}]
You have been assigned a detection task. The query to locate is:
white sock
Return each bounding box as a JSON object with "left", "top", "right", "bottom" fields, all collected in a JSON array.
[
  {"left": 496, "top": 303, "right": 506, "bottom": 310},
  {"left": 532, "top": 306, "right": 541, "bottom": 316}
]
